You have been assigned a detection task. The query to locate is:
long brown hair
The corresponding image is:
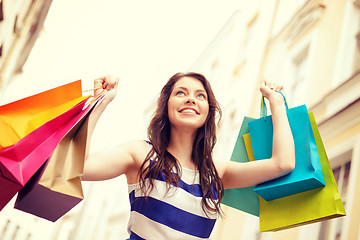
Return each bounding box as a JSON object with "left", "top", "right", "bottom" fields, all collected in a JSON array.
[{"left": 139, "top": 72, "right": 224, "bottom": 216}]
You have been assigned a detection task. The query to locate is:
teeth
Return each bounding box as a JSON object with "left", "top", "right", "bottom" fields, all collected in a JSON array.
[{"left": 181, "top": 109, "right": 196, "bottom": 114}]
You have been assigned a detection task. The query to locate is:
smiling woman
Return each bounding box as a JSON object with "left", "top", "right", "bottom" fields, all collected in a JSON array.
[{"left": 81, "top": 72, "right": 295, "bottom": 240}]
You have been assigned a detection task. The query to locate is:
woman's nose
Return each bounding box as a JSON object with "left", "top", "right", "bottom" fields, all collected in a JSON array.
[{"left": 186, "top": 97, "right": 195, "bottom": 104}]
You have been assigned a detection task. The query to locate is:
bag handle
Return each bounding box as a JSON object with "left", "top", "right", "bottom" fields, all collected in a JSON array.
[
  {"left": 82, "top": 87, "right": 107, "bottom": 107},
  {"left": 260, "top": 91, "right": 289, "bottom": 118}
]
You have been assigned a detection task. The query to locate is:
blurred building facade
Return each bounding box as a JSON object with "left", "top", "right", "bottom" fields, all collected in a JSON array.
[
  {"left": 0, "top": 1, "right": 133, "bottom": 240},
  {"left": 190, "top": 0, "right": 360, "bottom": 239},
  {"left": 0, "top": 1, "right": 58, "bottom": 240},
  {"left": 1, "top": 0, "right": 360, "bottom": 240},
  {"left": 0, "top": 0, "right": 52, "bottom": 90}
]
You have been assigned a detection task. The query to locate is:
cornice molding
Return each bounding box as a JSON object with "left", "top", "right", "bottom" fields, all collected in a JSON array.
[
  {"left": 284, "top": 1, "right": 326, "bottom": 45},
  {"left": 310, "top": 71, "right": 360, "bottom": 113},
  {"left": 308, "top": 70, "right": 360, "bottom": 140}
]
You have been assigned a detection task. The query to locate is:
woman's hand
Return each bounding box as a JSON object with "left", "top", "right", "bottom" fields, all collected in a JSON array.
[
  {"left": 94, "top": 75, "right": 119, "bottom": 104},
  {"left": 260, "top": 79, "right": 284, "bottom": 104}
]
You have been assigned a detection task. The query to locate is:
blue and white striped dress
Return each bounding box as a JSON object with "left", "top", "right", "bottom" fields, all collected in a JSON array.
[{"left": 127, "top": 166, "right": 218, "bottom": 240}]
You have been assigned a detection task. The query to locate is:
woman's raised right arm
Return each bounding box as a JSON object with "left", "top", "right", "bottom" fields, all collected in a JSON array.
[
  {"left": 84, "top": 75, "right": 119, "bottom": 165},
  {"left": 81, "top": 75, "right": 143, "bottom": 181}
]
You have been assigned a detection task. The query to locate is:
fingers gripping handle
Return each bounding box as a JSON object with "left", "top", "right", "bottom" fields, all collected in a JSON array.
[{"left": 260, "top": 91, "right": 289, "bottom": 118}]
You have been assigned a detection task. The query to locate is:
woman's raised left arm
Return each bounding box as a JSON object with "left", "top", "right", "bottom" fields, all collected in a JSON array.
[{"left": 216, "top": 80, "right": 295, "bottom": 189}]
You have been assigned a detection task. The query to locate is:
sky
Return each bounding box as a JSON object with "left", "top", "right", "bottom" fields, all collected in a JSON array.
[{"left": 2, "top": 0, "right": 246, "bottom": 148}]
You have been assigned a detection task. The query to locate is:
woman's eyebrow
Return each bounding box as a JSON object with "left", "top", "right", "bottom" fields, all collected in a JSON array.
[
  {"left": 174, "top": 86, "right": 188, "bottom": 91},
  {"left": 196, "top": 89, "right": 207, "bottom": 94}
]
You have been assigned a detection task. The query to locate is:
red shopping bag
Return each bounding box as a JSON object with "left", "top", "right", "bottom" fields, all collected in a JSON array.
[{"left": 0, "top": 96, "right": 91, "bottom": 210}]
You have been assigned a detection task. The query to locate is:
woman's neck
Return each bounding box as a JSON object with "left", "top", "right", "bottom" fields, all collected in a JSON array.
[{"left": 167, "top": 127, "right": 197, "bottom": 170}]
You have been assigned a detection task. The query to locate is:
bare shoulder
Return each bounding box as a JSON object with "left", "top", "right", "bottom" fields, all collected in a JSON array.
[
  {"left": 82, "top": 139, "right": 151, "bottom": 182},
  {"left": 120, "top": 139, "right": 151, "bottom": 184},
  {"left": 121, "top": 139, "right": 152, "bottom": 166},
  {"left": 214, "top": 160, "right": 229, "bottom": 178}
]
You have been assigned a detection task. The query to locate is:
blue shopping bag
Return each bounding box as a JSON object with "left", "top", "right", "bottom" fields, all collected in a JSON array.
[{"left": 248, "top": 92, "right": 325, "bottom": 201}]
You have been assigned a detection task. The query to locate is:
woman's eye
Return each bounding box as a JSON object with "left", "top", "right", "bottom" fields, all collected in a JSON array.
[
  {"left": 176, "top": 91, "right": 185, "bottom": 96},
  {"left": 198, "top": 94, "right": 206, "bottom": 99}
]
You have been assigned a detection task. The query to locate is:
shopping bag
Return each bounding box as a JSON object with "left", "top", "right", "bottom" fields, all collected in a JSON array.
[
  {"left": 257, "top": 112, "right": 346, "bottom": 232},
  {"left": 0, "top": 80, "right": 88, "bottom": 150},
  {"left": 248, "top": 93, "right": 325, "bottom": 200},
  {"left": 0, "top": 96, "right": 90, "bottom": 211},
  {"left": 221, "top": 116, "right": 260, "bottom": 216},
  {"left": 243, "top": 133, "right": 255, "bottom": 162},
  {"left": 14, "top": 94, "right": 99, "bottom": 221}
]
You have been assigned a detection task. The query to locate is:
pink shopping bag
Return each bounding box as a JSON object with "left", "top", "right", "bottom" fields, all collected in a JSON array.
[{"left": 0, "top": 96, "right": 91, "bottom": 211}]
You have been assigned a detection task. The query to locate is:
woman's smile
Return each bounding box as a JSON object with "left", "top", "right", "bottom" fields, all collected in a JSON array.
[{"left": 178, "top": 107, "right": 199, "bottom": 115}]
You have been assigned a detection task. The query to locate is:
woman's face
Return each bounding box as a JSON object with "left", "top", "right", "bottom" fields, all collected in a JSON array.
[{"left": 167, "top": 77, "right": 209, "bottom": 130}]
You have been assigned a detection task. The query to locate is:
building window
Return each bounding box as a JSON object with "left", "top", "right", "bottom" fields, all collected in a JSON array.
[
  {"left": 354, "top": 30, "right": 360, "bottom": 71},
  {"left": 0, "top": 220, "right": 10, "bottom": 240},
  {"left": 272, "top": 0, "right": 308, "bottom": 36},
  {"left": 288, "top": 44, "right": 310, "bottom": 106},
  {"left": 10, "top": 225, "right": 19, "bottom": 240},
  {"left": 242, "top": 15, "right": 258, "bottom": 60},
  {"left": 26, "top": 233, "right": 32, "bottom": 240},
  {"left": 0, "top": 0, "right": 3, "bottom": 21},
  {"left": 233, "top": 14, "right": 258, "bottom": 76},
  {"left": 13, "top": 15, "right": 19, "bottom": 34},
  {"left": 332, "top": 1, "right": 360, "bottom": 87}
]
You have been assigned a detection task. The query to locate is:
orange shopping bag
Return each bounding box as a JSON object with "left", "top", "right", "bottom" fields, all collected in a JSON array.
[{"left": 0, "top": 80, "right": 88, "bottom": 150}]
